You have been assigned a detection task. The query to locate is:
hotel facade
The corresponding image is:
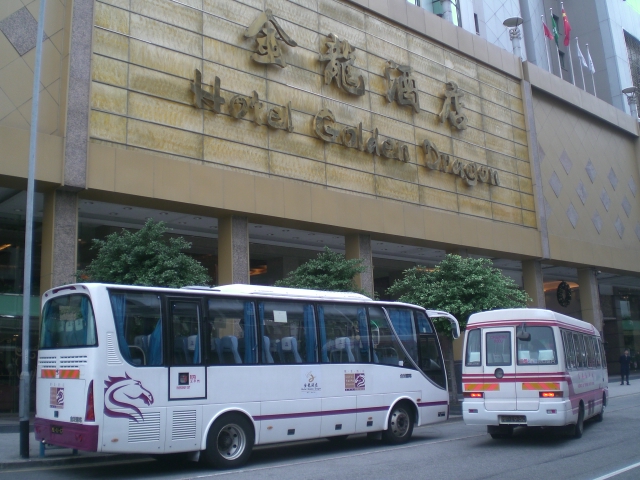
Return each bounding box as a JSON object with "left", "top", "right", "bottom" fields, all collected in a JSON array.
[{"left": 0, "top": 0, "right": 639, "bottom": 412}]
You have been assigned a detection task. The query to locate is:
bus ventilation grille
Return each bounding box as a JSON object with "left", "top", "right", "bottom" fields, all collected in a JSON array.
[
  {"left": 39, "top": 356, "right": 57, "bottom": 368},
  {"left": 172, "top": 410, "right": 197, "bottom": 440},
  {"left": 128, "top": 412, "right": 161, "bottom": 443},
  {"left": 60, "top": 355, "right": 87, "bottom": 368},
  {"left": 106, "top": 333, "right": 122, "bottom": 365}
]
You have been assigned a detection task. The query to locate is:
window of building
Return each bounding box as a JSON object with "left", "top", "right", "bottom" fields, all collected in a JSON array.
[
  {"left": 559, "top": 51, "right": 566, "bottom": 70},
  {"left": 407, "top": 0, "right": 420, "bottom": 6},
  {"left": 432, "top": 1, "right": 462, "bottom": 27},
  {"left": 624, "top": 31, "right": 640, "bottom": 116},
  {"left": 474, "top": 13, "right": 480, "bottom": 35}
]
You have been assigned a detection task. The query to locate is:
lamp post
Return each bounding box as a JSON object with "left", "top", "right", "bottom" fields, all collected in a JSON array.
[
  {"left": 503, "top": 16, "right": 524, "bottom": 59},
  {"left": 622, "top": 87, "right": 639, "bottom": 119}
]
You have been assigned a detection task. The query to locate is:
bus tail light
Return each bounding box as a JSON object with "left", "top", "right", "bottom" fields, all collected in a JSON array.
[
  {"left": 539, "top": 391, "right": 563, "bottom": 398},
  {"left": 85, "top": 381, "right": 95, "bottom": 422},
  {"left": 464, "top": 392, "right": 484, "bottom": 398}
]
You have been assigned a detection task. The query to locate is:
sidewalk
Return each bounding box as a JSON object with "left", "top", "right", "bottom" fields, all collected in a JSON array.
[{"left": 1, "top": 375, "right": 639, "bottom": 469}]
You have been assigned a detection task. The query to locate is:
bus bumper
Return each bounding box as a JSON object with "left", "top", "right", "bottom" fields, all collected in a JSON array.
[
  {"left": 461, "top": 399, "right": 572, "bottom": 427},
  {"left": 34, "top": 418, "right": 99, "bottom": 452}
]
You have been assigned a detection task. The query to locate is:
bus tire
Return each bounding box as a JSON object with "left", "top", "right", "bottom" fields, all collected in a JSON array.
[
  {"left": 382, "top": 402, "right": 414, "bottom": 444},
  {"left": 568, "top": 404, "right": 584, "bottom": 439},
  {"left": 203, "top": 413, "right": 254, "bottom": 469},
  {"left": 594, "top": 394, "right": 606, "bottom": 423}
]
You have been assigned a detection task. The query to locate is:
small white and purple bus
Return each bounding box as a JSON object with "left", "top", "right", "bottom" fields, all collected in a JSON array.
[
  {"left": 34, "top": 283, "right": 459, "bottom": 468},
  {"left": 462, "top": 309, "right": 608, "bottom": 439}
]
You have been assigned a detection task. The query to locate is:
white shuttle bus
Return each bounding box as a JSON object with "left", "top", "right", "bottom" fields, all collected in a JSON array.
[
  {"left": 462, "top": 309, "right": 607, "bottom": 439},
  {"left": 35, "top": 283, "right": 459, "bottom": 468}
]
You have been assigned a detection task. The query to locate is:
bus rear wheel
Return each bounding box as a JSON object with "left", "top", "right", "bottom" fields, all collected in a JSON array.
[
  {"left": 382, "top": 403, "right": 414, "bottom": 444},
  {"left": 566, "top": 404, "right": 584, "bottom": 438},
  {"left": 203, "top": 413, "right": 254, "bottom": 469}
]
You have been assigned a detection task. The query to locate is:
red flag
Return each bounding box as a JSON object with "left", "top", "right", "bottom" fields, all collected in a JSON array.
[
  {"left": 543, "top": 21, "right": 554, "bottom": 40},
  {"left": 562, "top": 8, "right": 571, "bottom": 47}
]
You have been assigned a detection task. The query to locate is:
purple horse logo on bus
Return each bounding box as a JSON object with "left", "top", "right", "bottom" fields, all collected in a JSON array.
[{"left": 104, "top": 374, "right": 154, "bottom": 423}]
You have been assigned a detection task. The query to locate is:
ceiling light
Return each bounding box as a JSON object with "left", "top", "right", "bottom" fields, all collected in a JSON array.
[
  {"left": 193, "top": 217, "right": 202, "bottom": 220},
  {"left": 292, "top": 236, "right": 299, "bottom": 239},
  {"left": 282, "top": 229, "right": 289, "bottom": 232},
  {"left": 109, "top": 212, "right": 118, "bottom": 216},
  {"left": 209, "top": 225, "right": 217, "bottom": 229},
  {"left": 83, "top": 201, "right": 94, "bottom": 205},
  {"left": 178, "top": 221, "right": 187, "bottom": 225},
  {"left": 254, "top": 225, "right": 262, "bottom": 228},
  {"left": 0, "top": 244, "right": 11, "bottom": 252},
  {"left": 122, "top": 207, "right": 132, "bottom": 210},
  {"left": 159, "top": 212, "right": 169, "bottom": 215}
]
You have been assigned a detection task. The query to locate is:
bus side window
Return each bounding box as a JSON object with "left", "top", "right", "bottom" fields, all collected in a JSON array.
[
  {"left": 367, "top": 307, "right": 413, "bottom": 368},
  {"left": 387, "top": 308, "right": 419, "bottom": 365},
  {"left": 465, "top": 329, "right": 481, "bottom": 366},
  {"left": 207, "top": 299, "right": 258, "bottom": 365},
  {"left": 591, "top": 337, "right": 601, "bottom": 368},
  {"left": 562, "top": 330, "right": 576, "bottom": 369},
  {"left": 573, "top": 333, "right": 586, "bottom": 368},
  {"left": 110, "top": 291, "right": 163, "bottom": 367},
  {"left": 585, "top": 335, "right": 597, "bottom": 368},
  {"left": 258, "top": 301, "right": 317, "bottom": 364},
  {"left": 318, "top": 304, "right": 367, "bottom": 364}
]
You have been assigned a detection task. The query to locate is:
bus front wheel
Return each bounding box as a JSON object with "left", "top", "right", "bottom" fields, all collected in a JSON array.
[
  {"left": 203, "top": 413, "right": 254, "bottom": 469},
  {"left": 382, "top": 403, "right": 414, "bottom": 444}
]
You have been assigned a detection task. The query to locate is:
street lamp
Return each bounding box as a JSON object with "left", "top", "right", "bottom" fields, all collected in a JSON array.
[
  {"left": 622, "top": 86, "right": 639, "bottom": 119},
  {"left": 503, "top": 16, "right": 524, "bottom": 59}
]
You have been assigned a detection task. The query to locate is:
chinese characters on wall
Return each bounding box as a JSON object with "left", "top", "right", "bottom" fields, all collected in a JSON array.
[{"left": 190, "top": 10, "right": 499, "bottom": 187}]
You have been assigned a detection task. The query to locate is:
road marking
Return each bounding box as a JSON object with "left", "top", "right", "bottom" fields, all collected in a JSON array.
[
  {"left": 591, "top": 460, "right": 640, "bottom": 480},
  {"left": 0, "top": 458, "right": 153, "bottom": 475},
  {"left": 180, "top": 433, "right": 487, "bottom": 479}
]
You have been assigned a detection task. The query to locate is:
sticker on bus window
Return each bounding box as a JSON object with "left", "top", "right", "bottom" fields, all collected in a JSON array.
[
  {"left": 345, "top": 372, "right": 365, "bottom": 391},
  {"left": 50, "top": 387, "right": 64, "bottom": 409},
  {"left": 301, "top": 370, "right": 322, "bottom": 395},
  {"left": 273, "top": 311, "right": 288, "bottom": 323},
  {"left": 490, "top": 333, "right": 509, "bottom": 343}
]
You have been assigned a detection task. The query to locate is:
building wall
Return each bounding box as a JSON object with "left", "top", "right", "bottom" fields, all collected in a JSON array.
[
  {"left": 88, "top": 0, "right": 541, "bottom": 256},
  {"left": 526, "top": 62, "right": 640, "bottom": 272}
]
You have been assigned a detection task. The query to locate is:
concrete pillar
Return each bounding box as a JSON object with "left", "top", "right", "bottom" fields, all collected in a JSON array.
[
  {"left": 40, "top": 189, "right": 79, "bottom": 293},
  {"left": 345, "top": 233, "right": 373, "bottom": 297},
  {"left": 522, "top": 259, "right": 546, "bottom": 308},
  {"left": 578, "top": 267, "right": 603, "bottom": 332},
  {"left": 217, "top": 216, "right": 249, "bottom": 285}
]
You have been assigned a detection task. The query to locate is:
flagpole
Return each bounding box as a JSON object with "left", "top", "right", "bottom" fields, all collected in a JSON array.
[
  {"left": 550, "top": 8, "right": 563, "bottom": 80},
  {"left": 542, "top": 15, "right": 551, "bottom": 72},
  {"left": 587, "top": 43, "right": 597, "bottom": 97},
  {"left": 561, "top": 3, "right": 575, "bottom": 85},
  {"left": 567, "top": 45, "right": 575, "bottom": 85},
  {"left": 576, "top": 38, "right": 586, "bottom": 90}
]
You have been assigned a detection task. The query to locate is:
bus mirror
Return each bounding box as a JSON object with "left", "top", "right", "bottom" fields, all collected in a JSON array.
[
  {"left": 517, "top": 323, "right": 531, "bottom": 341},
  {"left": 426, "top": 311, "right": 460, "bottom": 339}
]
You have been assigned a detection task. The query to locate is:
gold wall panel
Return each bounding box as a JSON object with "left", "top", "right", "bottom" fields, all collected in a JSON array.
[{"left": 90, "top": 0, "right": 533, "bottom": 229}]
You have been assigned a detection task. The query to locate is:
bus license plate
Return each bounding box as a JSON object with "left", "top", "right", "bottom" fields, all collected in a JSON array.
[
  {"left": 499, "top": 415, "right": 526, "bottom": 424},
  {"left": 51, "top": 425, "right": 63, "bottom": 435}
]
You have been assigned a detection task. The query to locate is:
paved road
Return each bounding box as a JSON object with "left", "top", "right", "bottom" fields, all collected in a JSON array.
[{"left": 2, "top": 386, "right": 639, "bottom": 480}]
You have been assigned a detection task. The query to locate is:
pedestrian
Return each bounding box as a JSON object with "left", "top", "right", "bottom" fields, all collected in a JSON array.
[{"left": 619, "top": 349, "right": 631, "bottom": 385}]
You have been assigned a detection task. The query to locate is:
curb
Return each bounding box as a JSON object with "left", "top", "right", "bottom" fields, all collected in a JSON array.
[{"left": 0, "top": 453, "right": 151, "bottom": 471}]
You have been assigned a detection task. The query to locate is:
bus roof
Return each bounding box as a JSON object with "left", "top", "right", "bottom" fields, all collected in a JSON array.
[
  {"left": 467, "top": 308, "right": 599, "bottom": 335},
  {"left": 183, "top": 284, "right": 373, "bottom": 301}
]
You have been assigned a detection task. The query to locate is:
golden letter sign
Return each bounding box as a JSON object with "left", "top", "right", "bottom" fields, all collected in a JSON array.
[{"left": 245, "top": 9, "right": 297, "bottom": 68}]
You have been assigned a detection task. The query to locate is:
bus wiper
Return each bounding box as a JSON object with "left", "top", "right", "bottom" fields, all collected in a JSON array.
[{"left": 517, "top": 322, "right": 531, "bottom": 341}]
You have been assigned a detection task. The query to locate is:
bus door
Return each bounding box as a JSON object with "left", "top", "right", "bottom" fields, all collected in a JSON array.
[
  {"left": 166, "top": 298, "right": 205, "bottom": 451},
  {"left": 483, "top": 327, "right": 516, "bottom": 411}
]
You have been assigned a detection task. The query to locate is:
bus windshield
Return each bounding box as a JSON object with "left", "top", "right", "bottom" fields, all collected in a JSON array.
[{"left": 40, "top": 294, "right": 97, "bottom": 348}]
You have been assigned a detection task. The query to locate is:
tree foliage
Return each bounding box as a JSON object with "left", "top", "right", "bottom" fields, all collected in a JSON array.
[
  {"left": 275, "top": 246, "right": 367, "bottom": 295},
  {"left": 79, "top": 219, "right": 211, "bottom": 288},
  {"left": 387, "top": 254, "right": 530, "bottom": 337}
]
